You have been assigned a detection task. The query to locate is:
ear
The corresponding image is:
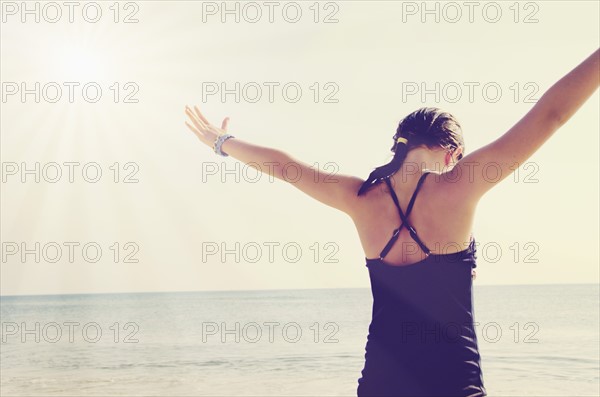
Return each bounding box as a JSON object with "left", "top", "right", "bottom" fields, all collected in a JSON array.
[
  {"left": 445, "top": 147, "right": 463, "bottom": 166},
  {"left": 444, "top": 151, "right": 453, "bottom": 167},
  {"left": 455, "top": 147, "right": 464, "bottom": 160}
]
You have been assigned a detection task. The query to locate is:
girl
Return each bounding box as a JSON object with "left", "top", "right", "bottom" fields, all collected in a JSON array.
[{"left": 184, "top": 48, "right": 599, "bottom": 396}]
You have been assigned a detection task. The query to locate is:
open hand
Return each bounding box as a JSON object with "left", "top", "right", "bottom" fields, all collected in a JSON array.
[{"left": 184, "top": 105, "right": 230, "bottom": 148}]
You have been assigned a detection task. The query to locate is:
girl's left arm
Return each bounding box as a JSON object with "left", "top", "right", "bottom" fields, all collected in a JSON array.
[{"left": 185, "top": 106, "right": 364, "bottom": 216}]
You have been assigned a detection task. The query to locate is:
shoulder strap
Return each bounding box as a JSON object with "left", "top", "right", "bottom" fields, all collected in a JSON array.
[
  {"left": 379, "top": 173, "right": 431, "bottom": 258},
  {"left": 385, "top": 172, "right": 430, "bottom": 222}
]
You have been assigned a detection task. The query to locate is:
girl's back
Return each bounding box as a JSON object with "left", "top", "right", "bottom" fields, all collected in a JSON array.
[
  {"left": 352, "top": 168, "right": 476, "bottom": 267},
  {"left": 354, "top": 171, "right": 486, "bottom": 396}
]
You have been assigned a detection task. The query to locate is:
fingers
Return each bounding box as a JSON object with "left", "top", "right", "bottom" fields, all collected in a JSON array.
[
  {"left": 184, "top": 106, "right": 229, "bottom": 140},
  {"left": 185, "top": 106, "right": 207, "bottom": 131},
  {"left": 194, "top": 106, "right": 210, "bottom": 126},
  {"left": 184, "top": 121, "right": 200, "bottom": 137}
]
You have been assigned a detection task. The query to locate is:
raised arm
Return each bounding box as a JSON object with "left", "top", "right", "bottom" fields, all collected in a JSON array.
[
  {"left": 184, "top": 106, "right": 363, "bottom": 215},
  {"left": 447, "top": 48, "right": 600, "bottom": 202}
]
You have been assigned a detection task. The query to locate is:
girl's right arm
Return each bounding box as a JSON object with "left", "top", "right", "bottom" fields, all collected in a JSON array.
[{"left": 447, "top": 48, "right": 599, "bottom": 203}]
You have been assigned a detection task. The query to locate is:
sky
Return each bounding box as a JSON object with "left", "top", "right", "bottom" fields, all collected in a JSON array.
[{"left": 1, "top": 0, "right": 599, "bottom": 296}]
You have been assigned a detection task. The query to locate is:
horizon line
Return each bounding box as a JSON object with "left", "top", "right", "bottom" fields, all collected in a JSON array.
[{"left": 1, "top": 282, "right": 598, "bottom": 298}]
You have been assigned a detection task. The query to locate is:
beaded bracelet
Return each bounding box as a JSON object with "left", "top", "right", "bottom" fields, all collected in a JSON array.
[{"left": 213, "top": 134, "right": 235, "bottom": 157}]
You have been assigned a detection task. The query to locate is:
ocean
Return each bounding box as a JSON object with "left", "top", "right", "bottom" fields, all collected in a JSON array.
[{"left": 1, "top": 284, "right": 598, "bottom": 396}]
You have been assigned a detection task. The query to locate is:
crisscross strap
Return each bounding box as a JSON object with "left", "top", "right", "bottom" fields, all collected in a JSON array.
[{"left": 378, "top": 172, "right": 432, "bottom": 259}]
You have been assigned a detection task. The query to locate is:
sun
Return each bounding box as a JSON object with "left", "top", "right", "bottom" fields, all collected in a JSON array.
[
  {"left": 51, "top": 38, "right": 117, "bottom": 81},
  {"left": 57, "top": 44, "right": 104, "bottom": 79}
]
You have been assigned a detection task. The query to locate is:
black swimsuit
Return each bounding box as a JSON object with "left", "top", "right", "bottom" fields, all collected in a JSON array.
[{"left": 358, "top": 172, "right": 487, "bottom": 397}]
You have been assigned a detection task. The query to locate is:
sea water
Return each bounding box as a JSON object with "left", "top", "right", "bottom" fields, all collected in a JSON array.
[{"left": 1, "top": 284, "right": 598, "bottom": 396}]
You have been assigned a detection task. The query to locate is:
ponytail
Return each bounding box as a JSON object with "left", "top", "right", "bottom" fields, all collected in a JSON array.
[
  {"left": 358, "top": 107, "right": 464, "bottom": 196},
  {"left": 357, "top": 140, "right": 409, "bottom": 196}
]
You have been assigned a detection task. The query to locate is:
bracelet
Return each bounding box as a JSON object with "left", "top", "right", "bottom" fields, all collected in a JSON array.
[{"left": 213, "top": 134, "right": 235, "bottom": 157}]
